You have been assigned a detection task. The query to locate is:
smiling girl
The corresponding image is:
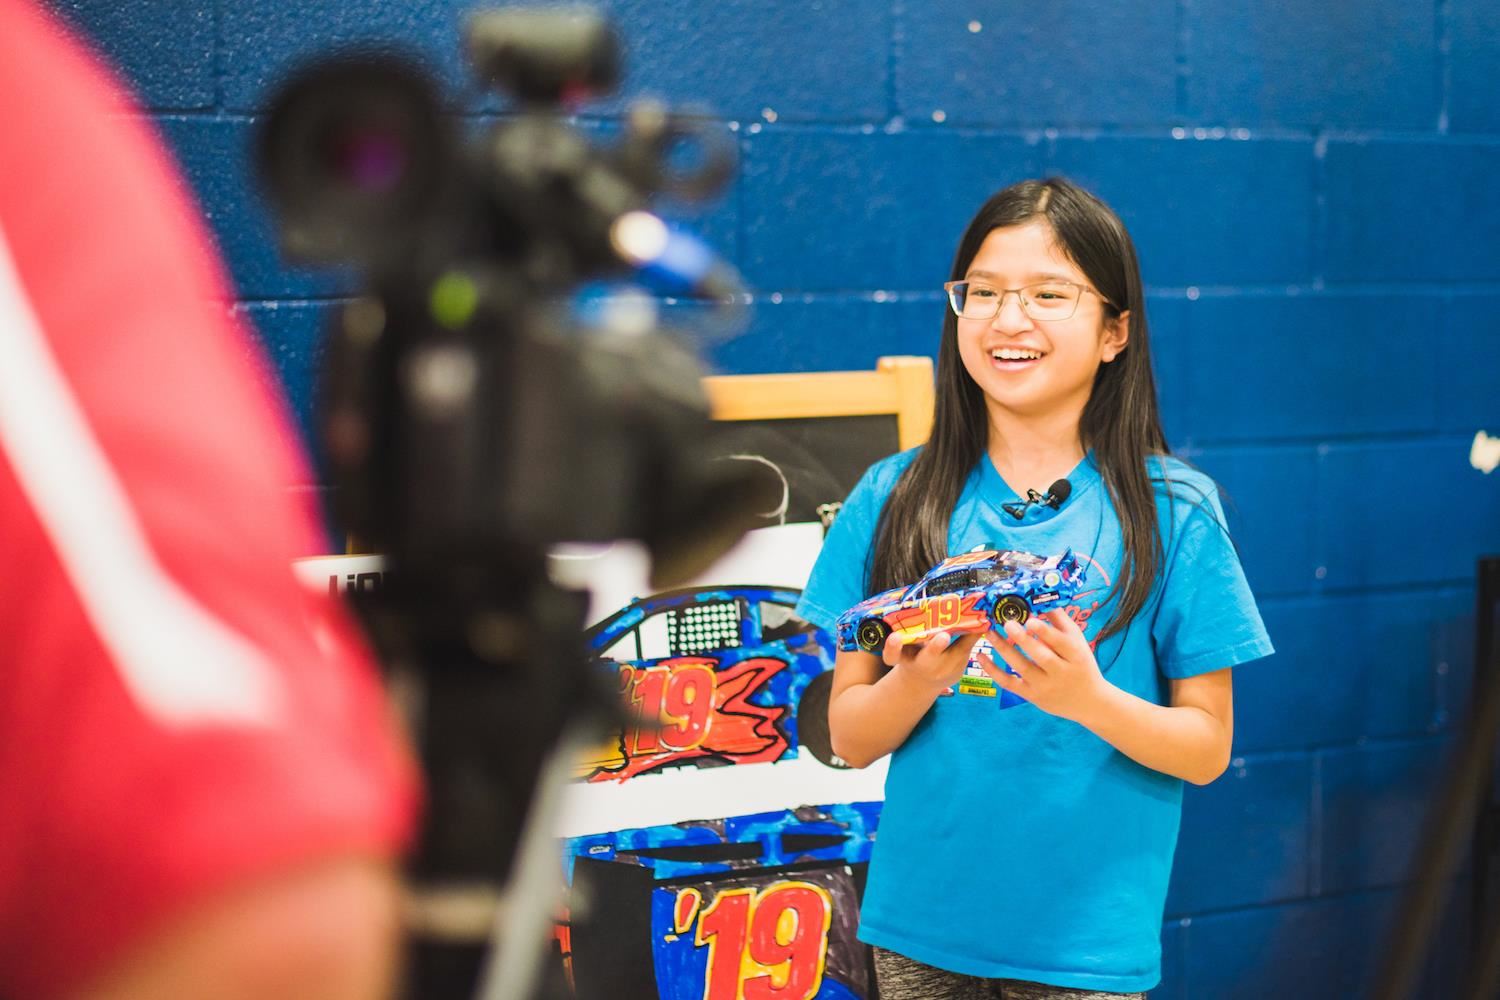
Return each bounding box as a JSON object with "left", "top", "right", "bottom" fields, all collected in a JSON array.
[{"left": 796, "top": 178, "right": 1273, "bottom": 999}]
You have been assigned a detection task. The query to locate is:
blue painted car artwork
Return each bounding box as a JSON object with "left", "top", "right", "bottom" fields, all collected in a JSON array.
[
  {"left": 559, "top": 585, "right": 880, "bottom": 999},
  {"left": 560, "top": 804, "right": 880, "bottom": 1000},
  {"left": 835, "top": 546, "right": 1087, "bottom": 654},
  {"left": 579, "top": 584, "right": 841, "bottom": 781}
]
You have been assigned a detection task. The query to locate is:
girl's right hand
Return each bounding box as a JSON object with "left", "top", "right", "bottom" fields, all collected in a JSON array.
[{"left": 882, "top": 630, "right": 981, "bottom": 698}]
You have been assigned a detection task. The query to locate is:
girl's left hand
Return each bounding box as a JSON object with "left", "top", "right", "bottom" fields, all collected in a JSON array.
[{"left": 980, "top": 609, "right": 1109, "bottom": 723}]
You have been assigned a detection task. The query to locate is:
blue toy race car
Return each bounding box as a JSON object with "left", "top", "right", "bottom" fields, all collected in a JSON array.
[{"left": 835, "top": 547, "right": 1086, "bottom": 653}]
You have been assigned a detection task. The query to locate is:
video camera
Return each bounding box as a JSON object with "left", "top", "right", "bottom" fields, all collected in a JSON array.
[
  {"left": 258, "top": 9, "right": 759, "bottom": 585},
  {"left": 256, "top": 9, "right": 772, "bottom": 998}
]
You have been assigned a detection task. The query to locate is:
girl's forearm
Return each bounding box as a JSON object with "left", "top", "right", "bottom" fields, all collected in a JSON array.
[
  {"left": 828, "top": 666, "right": 943, "bottom": 768},
  {"left": 1071, "top": 682, "right": 1232, "bottom": 785}
]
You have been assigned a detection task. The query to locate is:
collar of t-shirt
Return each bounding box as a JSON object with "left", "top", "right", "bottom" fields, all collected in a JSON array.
[{"left": 975, "top": 449, "right": 1101, "bottom": 526}]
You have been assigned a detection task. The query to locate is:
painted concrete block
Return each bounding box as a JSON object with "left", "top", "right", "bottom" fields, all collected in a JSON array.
[
  {"left": 219, "top": 1, "right": 474, "bottom": 113},
  {"left": 1319, "top": 739, "right": 1454, "bottom": 894},
  {"left": 1166, "top": 754, "right": 1311, "bottom": 914},
  {"left": 604, "top": 0, "right": 888, "bottom": 122},
  {"left": 1183, "top": 893, "right": 1395, "bottom": 999},
  {"left": 1050, "top": 136, "right": 1315, "bottom": 287},
  {"left": 1237, "top": 591, "right": 1464, "bottom": 754},
  {"left": 1179, "top": 446, "right": 1320, "bottom": 600},
  {"left": 222, "top": 1, "right": 887, "bottom": 120},
  {"left": 1326, "top": 140, "right": 1500, "bottom": 283},
  {"left": 706, "top": 294, "right": 940, "bottom": 375},
  {"left": 1149, "top": 295, "right": 1191, "bottom": 449},
  {"left": 1156, "top": 920, "right": 1188, "bottom": 1000},
  {"left": 1175, "top": 293, "right": 1438, "bottom": 443},
  {"left": 156, "top": 117, "right": 355, "bottom": 299},
  {"left": 1449, "top": 0, "right": 1500, "bottom": 133},
  {"left": 1185, "top": 0, "right": 1437, "bottom": 129},
  {"left": 46, "top": 0, "right": 215, "bottom": 110},
  {"left": 896, "top": 1, "right": 1175, "bottom": 127},
  {"left": 1433, "top": 593, "right": 1478, "bottom": 736},
  {"left": 1185, "top": 886, "right": 1470, "bottom": 999},
  {"left": 233, "top": 300, "right": 338, "bottom": 461},
  {"left": 1317, "top": 441, "right": 1500, "bottom": 589},
  {"left": 1439, "top": 295, "right": 1500, "bottom": 435},
  {"left": 740, "top": 128, "right": 1045, "bottom": 291}
]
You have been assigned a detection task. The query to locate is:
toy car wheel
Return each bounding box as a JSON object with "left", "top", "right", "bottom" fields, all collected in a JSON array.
[
  {"left": 993, "top": 595, "right": 1030, "bottom": 627},
  {"left": 855, "top": 617, "right": 891, "bottom": 653}
]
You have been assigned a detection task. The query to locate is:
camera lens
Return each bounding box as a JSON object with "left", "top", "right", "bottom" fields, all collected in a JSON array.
[
  {"left": 258, "top": 52, "right": 450, "bottom": 264},
  {"left": 327, "top": 128, "right": 408, "bottom": 195}
]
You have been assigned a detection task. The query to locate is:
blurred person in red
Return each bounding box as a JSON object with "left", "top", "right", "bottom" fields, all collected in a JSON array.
[{"left": 0, "top": 2, "right": 420, "bottom": 997}]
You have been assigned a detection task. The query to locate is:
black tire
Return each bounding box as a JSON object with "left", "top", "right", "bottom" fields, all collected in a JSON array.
[
  {"left": 855, "top": 617, "right": 891, "bottom": 653},
  {"left": 992, "top": 595, "right": 1030, "bottom": 627},
  {"left": 796, "top": 670, "right": 850, "bottom": 769}
]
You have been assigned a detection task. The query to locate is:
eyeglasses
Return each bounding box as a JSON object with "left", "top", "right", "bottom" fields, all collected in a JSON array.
[{"left": 943, "top": 279, "right": 1109, "bottom": 322}]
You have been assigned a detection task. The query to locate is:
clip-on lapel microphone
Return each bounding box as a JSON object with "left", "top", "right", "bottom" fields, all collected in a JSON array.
[{"left": 1002, "top": 478, "right": 1072, "bottom": 521}]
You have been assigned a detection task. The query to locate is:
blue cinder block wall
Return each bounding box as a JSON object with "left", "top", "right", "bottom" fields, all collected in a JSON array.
[{"left": 49, "top": 1, "right": 1500, "bottom": 996}]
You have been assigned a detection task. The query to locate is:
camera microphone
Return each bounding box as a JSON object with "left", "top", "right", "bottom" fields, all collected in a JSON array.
[
  {"left": 1002, "top": 478, "right": 1072, "bottom": 521},
  {"left": 609, "top": 210, "right": 741, "bottom": 300}
]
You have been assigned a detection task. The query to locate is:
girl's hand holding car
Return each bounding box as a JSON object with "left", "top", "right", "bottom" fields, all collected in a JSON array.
[
  {"left": 881, "top": 629, "right": 982, "bottom": 699},
  {"left": 981, "top": 610, "right": 1109, "bottom": 722}
]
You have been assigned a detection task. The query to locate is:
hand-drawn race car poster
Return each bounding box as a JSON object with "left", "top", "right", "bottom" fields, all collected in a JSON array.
[
  {"left": 294, "top": 521, "right": 887, "bottom": 1000},
  {"left": 550, "top": 521, "right": 885, "bottom": 1000}
]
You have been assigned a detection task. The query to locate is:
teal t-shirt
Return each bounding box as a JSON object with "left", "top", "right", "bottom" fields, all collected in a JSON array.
[{"left": 796, "top": 448, "right": 1273, "bottom": 993}]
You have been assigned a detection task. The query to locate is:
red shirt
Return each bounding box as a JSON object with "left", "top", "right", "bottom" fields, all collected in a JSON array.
[{"left": 0, "top": 4, "right": 418, "bottom": 996}]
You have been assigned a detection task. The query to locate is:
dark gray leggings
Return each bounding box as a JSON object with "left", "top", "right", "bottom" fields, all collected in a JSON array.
[{"left": 872, "top": 947, "right": 1149, "bottom": 1000}]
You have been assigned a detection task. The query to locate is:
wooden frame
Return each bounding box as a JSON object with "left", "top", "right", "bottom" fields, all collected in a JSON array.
[
  {"left": 700, "top": 355, "right": 935, "bottom": 450},
  {"left": 347, "top": 356, "right": 935, "bottom": 552}
]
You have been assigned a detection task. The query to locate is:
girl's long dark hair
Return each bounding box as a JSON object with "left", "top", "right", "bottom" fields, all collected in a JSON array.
[{"left": 870, "top": 177, "right": 1169, "bottom": 644}]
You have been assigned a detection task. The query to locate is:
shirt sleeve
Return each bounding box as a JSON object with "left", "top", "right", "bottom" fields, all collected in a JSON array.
[
  {"left": 1151, "top": 480, "right": 1275, "bottom": 679},
  {"left": 795, "top": 457, "right": 901, "bottom": 632},
  {"left": 0, "top": 7, "right": 417, "bottom": 999}
]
